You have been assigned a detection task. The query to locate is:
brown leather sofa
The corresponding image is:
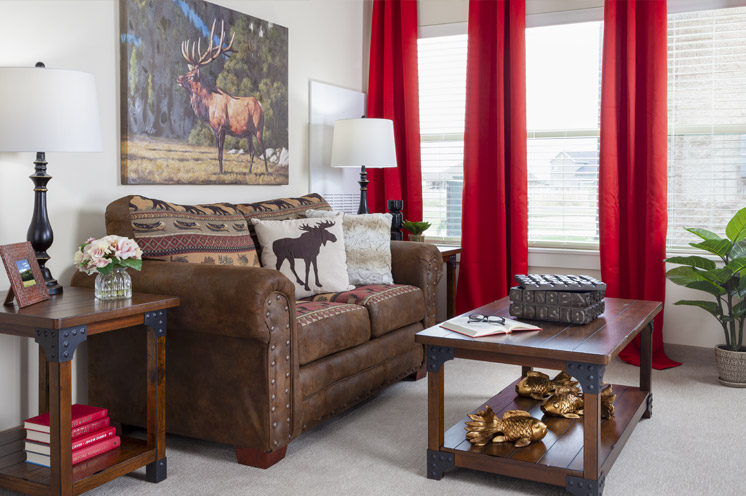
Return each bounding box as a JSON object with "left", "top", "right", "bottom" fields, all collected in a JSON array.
[{"left": 71, "top": 194, "right": 442, "bottom": 468}]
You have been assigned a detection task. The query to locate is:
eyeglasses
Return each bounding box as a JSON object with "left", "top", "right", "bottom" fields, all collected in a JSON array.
[{"left": 467, "top": 314, "right": 505, "bottom": 325}]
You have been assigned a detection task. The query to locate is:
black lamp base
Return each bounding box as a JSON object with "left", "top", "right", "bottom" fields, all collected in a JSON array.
[
  {"left": 27, "top": 151, "right": 62, "bottom": 295},
  {"left": 357, "top": 165, "right": 370, "bottom": 214}
]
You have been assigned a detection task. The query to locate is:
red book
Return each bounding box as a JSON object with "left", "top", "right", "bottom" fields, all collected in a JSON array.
[
  {"left": 24, "top": 404, "right": 107, "bottom": 434},
  {"left": 25, "top": 417, "right": 110, "bottom": 444},
  {"left": 26, "top": 436, "right": 121, "bottom": 467},
  {"left": 24, "top": 426, "right": 117, "bottom": 454}
]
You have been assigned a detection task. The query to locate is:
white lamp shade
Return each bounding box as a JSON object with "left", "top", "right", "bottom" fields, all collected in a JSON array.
[
  {"left": 0, "top": 67, "right": 101, "bottom": 152},
  {"left": 330, "top": 118, "right": 397, "bottom": 169}
]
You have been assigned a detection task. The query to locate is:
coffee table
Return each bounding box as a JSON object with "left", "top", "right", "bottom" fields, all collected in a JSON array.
[{"left": 415, "top": 297, "right": 660, "bottom": 496}]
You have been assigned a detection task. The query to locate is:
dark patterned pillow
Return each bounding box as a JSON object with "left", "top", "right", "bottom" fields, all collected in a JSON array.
[{"left": 128, "top": 195, "right": 259, "bottom": 267}]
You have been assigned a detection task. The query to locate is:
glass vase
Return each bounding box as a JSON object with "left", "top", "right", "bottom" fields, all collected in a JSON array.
[{"left": 94, "top": 267, "right": 132, "bottom": 300}]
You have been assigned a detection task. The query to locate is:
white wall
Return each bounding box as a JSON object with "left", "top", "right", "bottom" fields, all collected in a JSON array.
[{"left": 0, "top": 0, "right": 364, "bottom": 430}]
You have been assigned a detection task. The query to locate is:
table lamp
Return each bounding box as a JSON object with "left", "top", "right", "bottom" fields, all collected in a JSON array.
[
  {"left": 0, "top": 63, "right": 102, "bottom": 294},
  {"left": 330, "top": 118, "right": 397, "bottom": 214}
]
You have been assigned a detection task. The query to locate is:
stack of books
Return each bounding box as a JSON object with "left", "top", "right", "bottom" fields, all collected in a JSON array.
[{"left": 24, "top": 404, "right": 120, "bottom": 467}]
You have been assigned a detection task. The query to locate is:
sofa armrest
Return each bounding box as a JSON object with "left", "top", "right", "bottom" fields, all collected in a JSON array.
[
  {"left": 71, "top": 261, "right": 296, "bottom": 342},
  {"left": 73, "top": 260, "right": 302, "bottom": 451},
  {"left": 390, "top": 241, "right": 443, "bottom": 328}
]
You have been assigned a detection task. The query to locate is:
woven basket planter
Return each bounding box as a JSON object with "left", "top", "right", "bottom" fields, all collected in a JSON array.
[{"left": 714, "top": 346, "right": 746, "bottom": 387}]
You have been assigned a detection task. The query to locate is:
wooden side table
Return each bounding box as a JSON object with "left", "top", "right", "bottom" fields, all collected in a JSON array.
[
  {"left": 0, "top": 287, "right": 179, "bottom": 496},
  {"left": 435, "top": 245, "right": 462, "bottom": 320}
]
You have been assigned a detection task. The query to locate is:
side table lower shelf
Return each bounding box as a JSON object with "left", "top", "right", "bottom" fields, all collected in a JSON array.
[
  {"left": 0, "top": 427, "right": 157, "bottom": 495},
  {"left": 434, "top": 378, "right": 650, "bottom": 489}
]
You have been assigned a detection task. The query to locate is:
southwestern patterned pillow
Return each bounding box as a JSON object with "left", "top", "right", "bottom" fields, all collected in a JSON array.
[{"left": 128, "top": 195, "right": 259, "bottom": 267}]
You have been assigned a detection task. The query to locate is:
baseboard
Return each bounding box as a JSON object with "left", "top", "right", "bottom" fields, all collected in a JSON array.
[{"left": 665, "top": 343, "right": 713, "bottom": 365}]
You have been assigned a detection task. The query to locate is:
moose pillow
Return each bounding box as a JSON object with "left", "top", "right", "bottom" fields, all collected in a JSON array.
[{"left": 251, "top": 213, "right": 353, "bottom": 299}]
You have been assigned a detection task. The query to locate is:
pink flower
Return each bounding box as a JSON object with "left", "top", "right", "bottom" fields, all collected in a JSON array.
[
  {"left": 74, "top": 236, "right": 142, "bottom": 275},
  {"left": 114, "top": 237, "right": 142, "bottom": 260}
]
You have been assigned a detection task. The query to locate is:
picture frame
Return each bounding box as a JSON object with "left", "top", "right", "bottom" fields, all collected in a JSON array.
[
  {"left": 119, "top": 0, "right": 289, "bottom": 185},
  {"left": 0, "top": 242, "right": 50, "bottom": 308}
]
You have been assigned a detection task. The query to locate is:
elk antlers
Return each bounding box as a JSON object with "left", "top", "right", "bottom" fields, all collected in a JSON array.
[
  {"left": 298, "top": 220, "right": 336, "bottom": 232},
  {"left": 181, "top": 19, "right": 236, "bottom": 69}
]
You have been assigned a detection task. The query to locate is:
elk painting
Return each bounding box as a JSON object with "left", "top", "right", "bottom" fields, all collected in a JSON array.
[
  {"left": 119, "top": 0, "right": 288, "bottom": 185},
  {"left": 178, "top": 20, "right": 268, "bottom": 175},
  {"left": 273, "top": 221, "right": 338, "bottom": 292}
]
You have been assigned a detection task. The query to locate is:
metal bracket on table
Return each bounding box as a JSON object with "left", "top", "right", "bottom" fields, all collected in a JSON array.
[
  {"left": 35, "top": 326, "right": 87, "bottom": 363},
  {"left": 566, "top": 475, "right": 605, "bottom": 496},
  {"left": 146, "top": 457, "right": 167, "bottom": 483},
  {"left": 566, "top": 361, "right": 606, "bottom": 394},
  {"left": 426, "top": 449, "right": 454, "bottom": 480},
  {"left": 645, "top": 393, "right": 653, "bottom": 418},
  {"left": 144, "top": 310, "right": 167, "bottom": 337},
  {"left": 426, "top": 345, "right": 454, "bottom": 373},
  {"left": 446, "top": 254, "right": 458, "bottom": 269}
]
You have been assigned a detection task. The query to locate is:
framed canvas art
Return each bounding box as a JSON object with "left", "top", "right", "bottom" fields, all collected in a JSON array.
[
  {"left": 0, "top": 242, "right": 50, "bottom": 308},
  {"left": 120, "top": 0, "right": 288, "bottom": 185}
]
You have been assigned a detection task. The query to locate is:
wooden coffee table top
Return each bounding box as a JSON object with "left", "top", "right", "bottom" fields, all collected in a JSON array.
[{"left": 416, "top": 297, "right": 661, "bottom": 365}]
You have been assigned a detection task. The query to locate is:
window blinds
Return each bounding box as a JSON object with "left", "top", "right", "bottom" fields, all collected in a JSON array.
[{"left": 667, "top": 7, "right": 746, "bottom": 249}]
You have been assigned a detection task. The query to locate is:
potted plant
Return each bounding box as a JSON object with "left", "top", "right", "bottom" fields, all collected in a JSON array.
[
  {"left": 665, "top": 207, "right": 746, "bottom": 387},
  {"left": 402, "top": 220, "right": 431, "bottom": 242}
]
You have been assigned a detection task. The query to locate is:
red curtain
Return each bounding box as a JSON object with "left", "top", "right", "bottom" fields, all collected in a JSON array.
[
  {"left": 599, "top": 0, "right": 680, "bottom": 369},
  {"left": 366, "top": 0, "right": 422, "bottom": 222},
  {"left": 456, "top": 0, "right": 528, "bottom": 313}
]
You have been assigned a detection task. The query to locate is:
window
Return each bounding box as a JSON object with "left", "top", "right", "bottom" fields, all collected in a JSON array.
[
  {"left": 417, "top": 5, "right": 746, "bottom": 250},
  {"left": 526, "top": 22, "right": 603, "bottom": 248},
  {"left": 417, "top": 34, "right": 467, "bottom": 240},
  {"left": 667, "top": 6, "right": 746, "bottom": 249}
]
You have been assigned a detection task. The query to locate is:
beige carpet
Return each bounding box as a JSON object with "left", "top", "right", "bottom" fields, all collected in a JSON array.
[{"left": 3, "top": 357, "right": 744, "bottom": 496}]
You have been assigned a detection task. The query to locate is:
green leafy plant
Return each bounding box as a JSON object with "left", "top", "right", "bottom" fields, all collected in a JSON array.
[
  {"left": 402, "top": 220, "right": 431, "bottom": 235},
  {"left": 665, "top": 207, "right": 746, "bottom": 351}
]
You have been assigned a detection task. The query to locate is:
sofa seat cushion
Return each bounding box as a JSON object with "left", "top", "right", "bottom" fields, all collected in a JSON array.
[
  {"left": 299, "top": 322, "right": 423, "bottom": 400},
  {"left": 296, "top": 301, "right": 371, "bottom": 366},
  {"left": 303, "top": 284, "right": 424, "bottom": 338}
]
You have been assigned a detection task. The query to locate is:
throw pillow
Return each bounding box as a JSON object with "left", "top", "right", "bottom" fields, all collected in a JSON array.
[
  {"left": 305, "top": 210, "right": 393, "bottom": 286},
  {"left": 128, "top": 195, "right": 259, "bottom": 267},
  {"left": 236, "top": 193, "right": 333, "bottom": 258},
  {"left": 251, "top": 213, "right": 353, "bottom": 298}
]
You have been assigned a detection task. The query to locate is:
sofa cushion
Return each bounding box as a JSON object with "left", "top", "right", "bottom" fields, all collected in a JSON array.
[
  {"left": 126, "top": 195, "right": 259, "bottom": 266},
  {"left": 296, "top": 301, "right": 371, "bottom": 366},
  {"left": 305, "top": 210, "right": 393, "bottom": 286},
  {"left": 299, "top": 322, "right": 423, "bottom": 400},
  {"left": 304, "top": 284, "right": 424, "bottom": 337},
  {"left": 251, "top": 214, "right": 353, "bottom": 298}
]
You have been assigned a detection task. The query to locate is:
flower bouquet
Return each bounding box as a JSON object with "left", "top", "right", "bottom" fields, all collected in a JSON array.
[{"left": 74, "top": 235, "right": 142, "bottom": 299}]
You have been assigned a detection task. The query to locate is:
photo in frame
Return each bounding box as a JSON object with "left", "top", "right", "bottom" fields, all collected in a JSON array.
[
  {"left": 0, "top": 242, "right": 50, "bottom": 308},
  {"left": 120, "top": 0, "right": 289, "bottom": 185}
]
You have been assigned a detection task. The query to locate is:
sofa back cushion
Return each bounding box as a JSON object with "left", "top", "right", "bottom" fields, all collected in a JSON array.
[{"left": 107, "top": 195, "right": 259, "bottom": 266}]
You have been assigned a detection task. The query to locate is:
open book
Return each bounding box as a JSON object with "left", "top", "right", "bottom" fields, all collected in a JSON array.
[{"left": 440, "top": 315, "right": 541, "bottom": 338}]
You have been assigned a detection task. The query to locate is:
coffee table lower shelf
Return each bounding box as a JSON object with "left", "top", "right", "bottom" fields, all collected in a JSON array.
[
  {"left": 435, "top": 379, "right": 649, "bottom": 489},
  {"left": 0, "top": 427, "right": 155, "bottom": 496}
]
